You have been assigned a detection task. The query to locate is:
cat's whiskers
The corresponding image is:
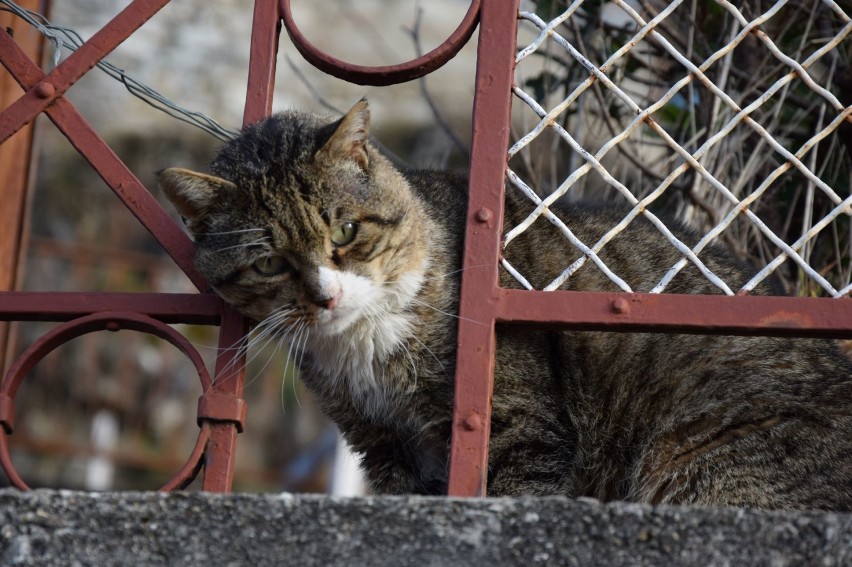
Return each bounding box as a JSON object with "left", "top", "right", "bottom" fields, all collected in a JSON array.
[
  {"left": 380, "top": 285, "right": 487, "bottom": 327},
  {"left": 381, "top": 263, "right": 493, "bottom": 285},
  {"left": 358, "top": 300, "right": 420, "bottom": 394},
  {"left": 228, "top": 310, "right": 295, "bottom": 386},
  {"left": 289, "top": 320, "right": 308, "bottom": 410},
  {"left": 359, "top": 296, "right": 446, "bottom": 389},
  {"left": 408, "top": 334, "right": 448, "bottom": 380},
  {"left": 205, "top": 227, "right": 267, "bottom": 236},
  {"left": 293, "top": 321, "right": 311, "bottom": 387},
  {"left": 215, "top": 306, "right": 297, "bottom": 383},
  {"left": 211, "top": 331, "right": 255, "bottom": 382},
  {"left": 409, "top": 297, "right": 488, "bottom": 326},
  {"left": 400, "top": 342, "right": 418, "bottom": 393},
  {"left": 243, "top": 331, "right": 288, "bottom": 391},
  {"left": 213, "top": 236, "right": 271, "bottom": 253},
  {"left": 282, "top": 318, "right": 308, "bottom": 412}
]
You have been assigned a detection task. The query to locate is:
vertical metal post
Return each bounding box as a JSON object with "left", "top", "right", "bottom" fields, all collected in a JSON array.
[
  {"left": 0, "top": 0, "right": 48, "bottom": 374},
  {"left": 244, "top": 0, "right": 281, "bottom": 126},
  {"left": 448, "top": 0, "right": 519, "bottom": 497},
  {"left": 201, "top": 0, "right": 281, "bottom": 492},
  {"left": 201, "top": 307, "right": 250, "bottom": 492}
]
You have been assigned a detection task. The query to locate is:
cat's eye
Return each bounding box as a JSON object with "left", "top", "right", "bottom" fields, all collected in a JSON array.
[
  {"left": 252, "top": 255, "right": 290, "bottom": 276},
  {"left": 331, "top": 222, "right": 358, "bottom": 246}
]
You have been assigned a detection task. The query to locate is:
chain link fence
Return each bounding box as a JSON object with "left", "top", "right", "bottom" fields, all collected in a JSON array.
[{"left": 507, "top": 0, "right": 851, "bottom": 297}]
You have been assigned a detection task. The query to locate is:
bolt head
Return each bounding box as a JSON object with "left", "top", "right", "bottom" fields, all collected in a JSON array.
[
  {"left": 462, "top": 412, "right": 482, "bottom": 431},
  {"left": 612, "top": 298, "right": 629, "bottom": 314},
  {"left": 475, "top": 207, "right": 492, "bottom": 223},
  {"left": 34, "top": 81, "right": 55, "bottom": 99}
]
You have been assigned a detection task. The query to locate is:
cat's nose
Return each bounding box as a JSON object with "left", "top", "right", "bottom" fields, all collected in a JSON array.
[{"left": 314, "top": 291, "right": 342, "bottom": 311}]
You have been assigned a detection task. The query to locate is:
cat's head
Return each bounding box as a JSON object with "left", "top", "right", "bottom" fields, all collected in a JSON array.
[{"left": 159, "top": 100, "right": 428, "bottom": 339}]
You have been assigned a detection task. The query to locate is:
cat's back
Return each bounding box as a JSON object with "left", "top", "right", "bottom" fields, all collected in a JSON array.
[
  {"left": 401, "top": 167, "right": 469, "bottom": 240},
  {"left": 486, "top": 189, "right": 852, "bottom": 510}
]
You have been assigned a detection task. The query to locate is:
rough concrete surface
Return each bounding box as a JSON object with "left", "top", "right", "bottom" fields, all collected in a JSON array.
[{"left": 0, "top": 489, "right": 849, "bottom": 566}]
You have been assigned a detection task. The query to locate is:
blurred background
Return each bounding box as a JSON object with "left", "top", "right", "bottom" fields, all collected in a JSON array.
[{"left": 1, "top": 0, "right": 849, "bottom": 492}]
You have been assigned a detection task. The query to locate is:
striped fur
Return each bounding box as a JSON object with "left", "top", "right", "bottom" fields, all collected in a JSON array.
[{"left": 160, "top": 101, "right": 852, "bottom": 510}]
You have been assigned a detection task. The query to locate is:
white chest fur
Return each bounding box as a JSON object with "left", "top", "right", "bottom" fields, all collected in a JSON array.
[{"left": 304, "top": 267, "right": 425, "bottom": 420}]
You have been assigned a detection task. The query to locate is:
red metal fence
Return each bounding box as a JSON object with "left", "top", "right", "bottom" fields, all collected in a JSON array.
[{"left": 1, "top": 0, "right": 850, "bottom": 496}]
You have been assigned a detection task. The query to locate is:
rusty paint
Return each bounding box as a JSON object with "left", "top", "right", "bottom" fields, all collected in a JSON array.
[
  {"left": 0, "top": 312, "right": 213, "bottom": 400},
  {"left": 0, "top": 0, "right": 258, "bottom": 492},
  {"left": 280, "top": 0, "right": 481, "bottom": 86},
  {"left": 447, "top": 0, "right": 520, "bottom": 498}
]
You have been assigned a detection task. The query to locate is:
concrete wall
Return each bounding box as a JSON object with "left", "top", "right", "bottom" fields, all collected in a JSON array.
[{"left": 1, "top": 489, "right": 849, "bottom": 566}]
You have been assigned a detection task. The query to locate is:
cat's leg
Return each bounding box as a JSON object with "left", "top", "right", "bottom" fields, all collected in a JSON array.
[
  {"left": 486, "top": 414, "right": 577, "bottom": 497},
  {"left": 631, "top": 414, "right": 852, "bottom": 511},
  {"left": 348, "top": 433, "right": 421, "bottom": 495},
  {"left": 487, "top": 331, "right": 580, "bottom": 496},
  {"left": 350, "top": 425, "right": 451, "bottom": 495}
]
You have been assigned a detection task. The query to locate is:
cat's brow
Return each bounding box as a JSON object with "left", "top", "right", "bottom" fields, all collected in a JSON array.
[{"left": 358, "top": 213, "right": 405, "bottom": 227}]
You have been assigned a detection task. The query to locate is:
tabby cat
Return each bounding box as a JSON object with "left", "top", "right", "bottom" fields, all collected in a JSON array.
[{"left": 160, "top": 100, "right": 851, "bottom": 510}]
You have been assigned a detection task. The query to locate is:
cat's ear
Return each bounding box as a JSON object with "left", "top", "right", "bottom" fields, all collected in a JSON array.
[
  {"left": 317, "top": 99, "right": 370, "bottom": 171},
  {"left": 158, "top": 167, "right": 236, "bottom": 230}
]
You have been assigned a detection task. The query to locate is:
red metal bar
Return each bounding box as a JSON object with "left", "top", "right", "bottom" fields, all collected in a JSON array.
[
  {"left": 159, "top": 423, "right": 210, "bottom": 491},
  {"left": 0, "top": 0, "right": 170, "bottom": 145},
  {"left": 0, "top": 433, "right": 26, "bottom": 489},
  {"left": 280, "top": 0, "right": 481, "bottom": 86},
  {"left": 197, "top": 0, "right": 284, "bottom": 491},
  {"left": 0, "top": 311, "right": 215, "bottom": 489},
  {"left": 496, "top": 290, "right": 852, "bottom": 338},
  {"left": 447, "top": 0, "right": 520, "bottom": 498},
  {"left": 0, "top": 31, "right": 207, "bottom": 290},
  {"left": 201, "top": 306, "right": 249, "bottom": 492},
  {"left": 0, "top": 0, "right": 46, "bottom": 375},
  {"left": 0, "top": 310, "right": 212, "bottom": 402},
  {"left": 244, "top": 0, "right": 281, "bottom": 126},
  {"left": 0, "top": 292, "right": 221, "bottom": 324}
]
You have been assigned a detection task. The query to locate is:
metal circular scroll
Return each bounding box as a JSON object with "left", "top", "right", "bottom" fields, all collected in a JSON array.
[
  {"left": 280, "top": 0, "right": 481, "bottom": 86},
  {"left": 0, "top": 311, "right": 213, "bottom": 491}
]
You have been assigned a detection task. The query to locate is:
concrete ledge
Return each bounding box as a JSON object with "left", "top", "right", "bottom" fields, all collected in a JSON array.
[{"left": 0, "top": 489, "right": 849, "bottom": 566}]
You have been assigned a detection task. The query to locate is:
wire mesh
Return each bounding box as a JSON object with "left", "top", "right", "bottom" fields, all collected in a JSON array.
[{"left": 508, "top": 0, "right": 852, "bottom": 297}]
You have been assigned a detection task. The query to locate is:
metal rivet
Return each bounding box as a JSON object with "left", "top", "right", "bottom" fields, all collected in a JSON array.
[
  {"left": 475, "top": 207, "right": 492, "bottom": 223},
  {"left": 462, "top": 412, "right": 482, "bottom": 431},
  {"left": 612, "top": 298, "right": 629, "bottom": 314},
  {"left": 34, "top": 81, "right": 55, "bottom": 99}
]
